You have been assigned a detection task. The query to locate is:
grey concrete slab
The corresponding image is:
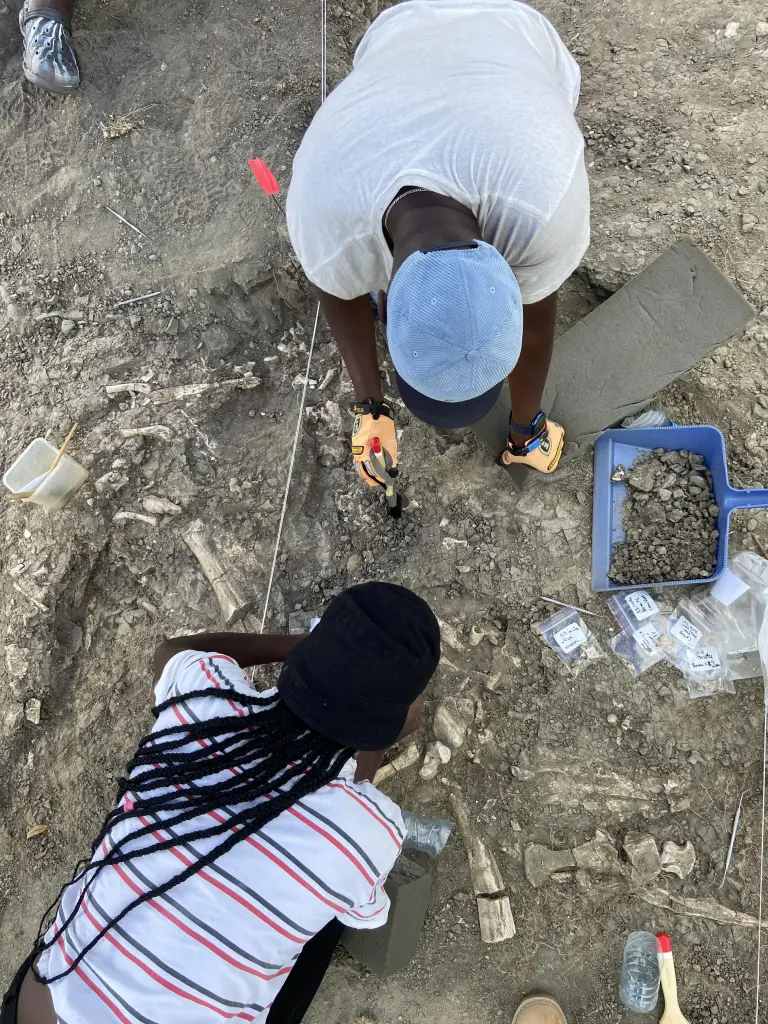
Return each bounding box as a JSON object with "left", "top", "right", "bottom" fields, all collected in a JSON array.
[
  {"left": 471, "top": 240, "right": 754, "bottom": 490},
  {"left": 341, "top": 855, "right": 432, "bottom": 977}
]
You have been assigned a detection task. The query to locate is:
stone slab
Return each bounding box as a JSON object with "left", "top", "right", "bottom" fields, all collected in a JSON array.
[
  {"left": 341, "top": 855, "right": 432, "bottom": 977},
  {"left": 471, "top": 240, "right": 754, "bottom": 490}
]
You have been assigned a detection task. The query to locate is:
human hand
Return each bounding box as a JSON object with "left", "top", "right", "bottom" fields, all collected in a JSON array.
[
  {"left": 500, "top": 417, "right": 564, "bottom": 474},
  {"left": 350, "top": 399, "right": 398, "bottom": 487}
]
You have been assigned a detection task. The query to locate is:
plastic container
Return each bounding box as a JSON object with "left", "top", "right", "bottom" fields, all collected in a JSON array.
[
  {"left": 592, "top": 425, "right": 768, "bottom": 592},
  {"left": 3, "top": 438, "right": 88, "bottom": 511},
  {"left": 619, "top": 931, "right": 660, "bottom": 1013}
]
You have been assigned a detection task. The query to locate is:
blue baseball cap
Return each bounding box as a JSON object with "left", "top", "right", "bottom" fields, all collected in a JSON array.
[{"left": 386, "top": 240, "right": 523, "bottom": 428}]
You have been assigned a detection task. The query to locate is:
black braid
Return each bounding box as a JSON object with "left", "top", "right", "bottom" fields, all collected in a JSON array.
[{"left": 35, "top": 683, "right": 353, "bottom": 984}]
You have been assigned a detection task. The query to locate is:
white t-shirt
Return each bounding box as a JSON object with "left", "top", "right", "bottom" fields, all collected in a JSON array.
[
  {"left": 287, "top": 0, "right": 590, "bottom": 304},
  {"left": 38, "top": 651, "right": 404, "bottom": 1024}
]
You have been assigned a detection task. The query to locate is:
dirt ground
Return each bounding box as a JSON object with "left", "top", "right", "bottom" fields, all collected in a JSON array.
[{"left": 2, "top": 0, "right": 768, "bottom": 1019}]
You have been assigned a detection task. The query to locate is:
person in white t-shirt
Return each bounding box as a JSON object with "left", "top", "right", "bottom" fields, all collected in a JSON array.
[
  {"left": 5, "top": 582, "right": 440, "bottom": 1024},
  {"left": 287, "top": 0, "right": 590, "bottom": 487}
]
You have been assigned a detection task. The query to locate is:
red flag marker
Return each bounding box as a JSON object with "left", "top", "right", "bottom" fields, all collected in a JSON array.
[{"left": 249, "top": 158, "right": 280, "bottom": 195}]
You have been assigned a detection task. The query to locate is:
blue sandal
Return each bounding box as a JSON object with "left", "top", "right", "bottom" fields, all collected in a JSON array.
[{"left": 19, "top": 2, "right": 80, "bottom": 94}]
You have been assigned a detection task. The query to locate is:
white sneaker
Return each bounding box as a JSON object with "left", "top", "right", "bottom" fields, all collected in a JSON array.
[{"left": 20, "top": 2, "right": 80, "bottom": 94}]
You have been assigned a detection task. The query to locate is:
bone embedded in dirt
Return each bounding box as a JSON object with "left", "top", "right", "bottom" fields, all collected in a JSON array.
[
  {"left": 523, "top": 843, "right": 577, "bottom": 888},
  {"left": 142, "top": 495, "right": 182, "bottom": 516},
  {"left": 433, "top": 700, "right": 468, "bottom": 749},
  {"left": 436, "top": 617, "right": 464, "bottom": 652},
  {"left": 113, "top": 510, "right": 158, "bottom": 526},
  {"left": 661, "top": 840, "right": 696, "bottom": 879},
  {"left": 476, "top": 894, "right": 517, "bottom": 944},
  {"left": 419, "top": 740, "right": 452, "bottom": 780},
  {"left": 373, "top": 741, "right": 420, "bottom": 786},
  {"left": 450, "top": 791, "right": 515, "bottom": 942},
  {"left": 182, "top": 519, "right": 250, "bottom": 626},
  {"left": 120, "top": 425, "right": 174, "bottom": 441},
  {"left": 23, "top": 698, "right": 41, "bottom": 725},
  {"left": 622, "top": 832, "right": 662, "bottom": 884},
  {"left": 572, "top": 830, "right": 623, "bottom": 876}
]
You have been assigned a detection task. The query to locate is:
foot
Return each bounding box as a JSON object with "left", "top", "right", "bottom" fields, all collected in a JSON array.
[
  {"left": 511, "top": 995, "right": 567, "bottom": 1024},
  {"left": 19, "top": 2, "right": 80, "bottom": 94}
]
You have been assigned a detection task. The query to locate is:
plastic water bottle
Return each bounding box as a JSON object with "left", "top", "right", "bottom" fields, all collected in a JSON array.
[
  {"left": 621, "top": 408, "right": 671, "bottom": 429},
  {"left": 619, "top": 931, "right": 660, "bottom": 1012}
]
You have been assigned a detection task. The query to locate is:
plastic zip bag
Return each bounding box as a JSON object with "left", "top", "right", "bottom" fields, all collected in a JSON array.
[
  {"left": 535, "top": 607, "right": 605, "bottom": 677},
  {"left": 401, "top": 811, "right": 454, "bottom": 857},
  {"left": 607, "top": 590, "right": 670, "bottom": 676},
  {"left": 681, "top": 645, "right": 735, "bottom": 699}
]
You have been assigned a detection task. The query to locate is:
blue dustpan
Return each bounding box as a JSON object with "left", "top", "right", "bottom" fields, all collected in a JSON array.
[{"left": 592, "top": 425, "right": 768, "bottom": 592}]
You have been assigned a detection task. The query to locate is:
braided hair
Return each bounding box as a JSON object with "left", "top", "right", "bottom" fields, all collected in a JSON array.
[{"left": 35, "top": 684, "right": 353, "bottom": 983}]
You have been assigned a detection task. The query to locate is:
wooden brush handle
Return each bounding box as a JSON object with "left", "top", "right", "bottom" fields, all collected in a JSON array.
[{"left": 657, "top": 933, "right": 686, "bottom": 1021}]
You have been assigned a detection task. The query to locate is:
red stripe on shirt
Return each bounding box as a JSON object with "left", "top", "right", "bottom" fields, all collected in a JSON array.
[
  {"left": 327, "top": 781, "right": 403, "bottom": 847},
  {"left": 56, "top": 934, "right": 135, "bottom": 1024},
  {"left": 346, "top": 895, "right": 388, "bottom": 921},
  {"left": 105, "top": 845, "right": 290, "bottom": 982},
  {"left": 79, "top": 899, "right": 259, "bottom": 1022},
  {"left": 137, "top": 817, "right": 306, "bottom": 945},
  {"left": 287, "top": 807, "right": 376, "bottom": 886},
  {"left": 206, "top": 808, "right": 348, "bottom": 914},
  {"left": 199, "top": 658, "right": 246, "bottom": 718}
]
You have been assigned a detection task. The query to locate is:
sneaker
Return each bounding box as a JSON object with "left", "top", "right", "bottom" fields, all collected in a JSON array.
[
  {"left": 511, "top": 995, "right": 567, "bottom": 1024},
  {"left": 19, "top": 2, "right": 80, "bottom": 94}
]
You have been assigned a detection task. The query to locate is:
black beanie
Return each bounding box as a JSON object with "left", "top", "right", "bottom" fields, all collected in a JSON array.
[{"left": 277, "top": 582, "right": 441, "bottom": 750}]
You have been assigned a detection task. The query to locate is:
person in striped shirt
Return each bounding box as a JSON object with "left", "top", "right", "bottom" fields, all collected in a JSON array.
[{"left": 3, "top": 581, "right": 440, "bottom": 1024}]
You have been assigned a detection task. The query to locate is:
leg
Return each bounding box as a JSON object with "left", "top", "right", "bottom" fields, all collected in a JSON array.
[
  {"left": 266, "top": 919, "right": 344, "bottom": 1024},
  {"left": 20, "top": 0, "right": 80, "bottom": 94},
  {"left": 1, "top": 947, "right": 45, "bottom": 1024}
]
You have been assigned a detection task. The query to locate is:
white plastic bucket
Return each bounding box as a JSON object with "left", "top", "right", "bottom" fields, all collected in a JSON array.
[{"left": 3, "top": 438, "right": 89, "bottom": 511}]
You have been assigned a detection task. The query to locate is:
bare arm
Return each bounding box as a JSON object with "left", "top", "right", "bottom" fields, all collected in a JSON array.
[
  {"left": 153, "top": 632, "right": 304, "bottom": 682},
  {"left": 353, "top": 695, "right": 425, "bottom": 783},
  {"left": 318, "top": 290, "right": 382, "bottom": 401},
  {"left": 507, "top": 291, "right": 558, "bottom": 446}
]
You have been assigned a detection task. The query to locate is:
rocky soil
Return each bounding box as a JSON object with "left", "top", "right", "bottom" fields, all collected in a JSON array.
[
  {"left": 2, "top": 0, "right": 768, "bottom": 1021},
  {"left": 610, "top": 451, "right": 719, "bottom": 585}
]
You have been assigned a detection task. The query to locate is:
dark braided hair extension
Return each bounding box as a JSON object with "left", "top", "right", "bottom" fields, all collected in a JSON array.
[{"left": 35, "top": 684, "right": 354, "bottom": 984}]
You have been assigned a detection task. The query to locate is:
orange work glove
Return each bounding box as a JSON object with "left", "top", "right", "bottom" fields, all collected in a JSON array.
[
  {"left": 350, "top": 399, "right": 398, "bottom": 488},
  {"left": 499, "top": 411, "right": 564, "bottom": 474}
]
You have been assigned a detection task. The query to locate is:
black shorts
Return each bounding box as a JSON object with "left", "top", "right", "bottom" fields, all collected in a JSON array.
[{"left": 1, "top": 948, "right": 39, "bottom": 1024}]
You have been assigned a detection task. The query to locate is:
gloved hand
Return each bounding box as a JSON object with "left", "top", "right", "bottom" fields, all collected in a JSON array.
[
  {"left": 350, "top": 399, "right": 398, "bottom": 488},
  {"left": 499, "top": 411, "right": 564, "bottom": 474}
]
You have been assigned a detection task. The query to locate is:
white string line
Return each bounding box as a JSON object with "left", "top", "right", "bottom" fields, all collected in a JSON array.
[
  {"left": 258, "top": 0, "right": 327, "bottom": 632},
  {"left": 259, "top": 304, "right": 321, "bottom": 632},
  {"left": 756, "top": 694, "right": 767, "bottom": 1023}
]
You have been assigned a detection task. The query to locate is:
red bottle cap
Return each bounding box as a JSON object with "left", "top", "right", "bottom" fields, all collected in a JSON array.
[
  {"left": 656, "top": 933, "right": 672, "bottom": 953},
  {"left": 371, "top": 437, "right": 382, "bottom": 455}
]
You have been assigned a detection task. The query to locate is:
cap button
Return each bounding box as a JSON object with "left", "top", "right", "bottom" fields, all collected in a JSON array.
[{"left": 466, "top": 350, "right": 478, "bottom": 362}]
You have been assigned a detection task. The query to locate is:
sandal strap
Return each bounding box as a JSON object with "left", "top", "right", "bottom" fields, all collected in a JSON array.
[
  {"left": 505, "top": 432, "right": 545, "bottom": 457},
  {"left": 508, "top": 410, "right": 546, "bottom": 436},
  {"left": 21, "top": 5, "right": 72, "bottom": 30}
]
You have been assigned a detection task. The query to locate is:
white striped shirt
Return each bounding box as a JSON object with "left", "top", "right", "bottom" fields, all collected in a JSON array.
[{"left": 38, "top": 651, "right": 404, "bottom": 1023}]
